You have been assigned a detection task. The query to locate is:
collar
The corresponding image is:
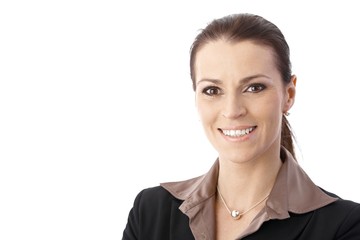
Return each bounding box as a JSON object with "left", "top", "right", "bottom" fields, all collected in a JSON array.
[
  {"left": 161, "top": 160, "right": 218, "bottom": 213},
  {"left": 266, "top": 148, "right": 337, "bottom": 219},
  {"left": 161, "top": 148, "right": 337, "bottom": 216},
  {"left": 160, "top": 148, "right": 338, "bottom": 237}
]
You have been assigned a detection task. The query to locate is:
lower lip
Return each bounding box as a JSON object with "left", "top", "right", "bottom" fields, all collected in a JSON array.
[{"left": 219, "top": 128, "right": 256, "bottom": 142}]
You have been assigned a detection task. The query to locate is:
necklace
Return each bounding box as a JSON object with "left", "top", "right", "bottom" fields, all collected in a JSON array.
[{"left": 217, "top": 186, "right": 270, "bottom": 220}]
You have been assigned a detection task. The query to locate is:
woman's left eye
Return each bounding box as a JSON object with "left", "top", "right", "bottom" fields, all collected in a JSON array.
[{"left": 246, "top": 84, "right": 266, "bottom": 93}]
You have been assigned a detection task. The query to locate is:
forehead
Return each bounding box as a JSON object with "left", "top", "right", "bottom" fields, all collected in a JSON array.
[{"left": 194, "top": 40, "right": 278, "bottom": 81}]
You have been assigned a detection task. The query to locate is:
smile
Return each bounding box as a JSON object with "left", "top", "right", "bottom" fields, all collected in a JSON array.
[{"left": 220, "top": 127, "right": 256, "bottom": 137}]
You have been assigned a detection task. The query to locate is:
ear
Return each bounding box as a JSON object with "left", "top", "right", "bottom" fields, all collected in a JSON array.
[{"left": 283, "top": 75, "right": 297, "bottom": 113}]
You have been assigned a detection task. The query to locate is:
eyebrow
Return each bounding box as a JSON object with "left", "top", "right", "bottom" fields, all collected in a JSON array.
[{"left": 196, "top": 74, "right": 271, "bottom": 87}]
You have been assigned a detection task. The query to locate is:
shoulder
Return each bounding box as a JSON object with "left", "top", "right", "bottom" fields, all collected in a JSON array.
[
  {"left": 328, "top": 199, "right": 360, "bottom": 239},
  {"left": 253, "top": 189, "right": 360, "bottom": 239},
  {"left": 321, "top": 197, "right": 360, "bottom": 219},
  {"left": 123, "top": 186, "right": 193, "bottom": 239},
  {"left": 132, "top": 186, "right": 183, "bottom": 216},
  {"left": 135, "top": 186, "right": 180, "bottom": 206},
  {"left": 320, "top": 188, "right": 360, "bottom": 214},
  {"left": 317, "top": 189, "right": 360, "bottom": 238}
]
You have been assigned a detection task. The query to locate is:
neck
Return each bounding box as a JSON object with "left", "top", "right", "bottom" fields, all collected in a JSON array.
[{"left": 217, "top": 152, "right": 282, "bottom": 211}]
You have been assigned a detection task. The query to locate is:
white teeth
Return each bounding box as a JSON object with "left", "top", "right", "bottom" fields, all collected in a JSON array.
[{"left": 222, "top": 127, "right": 254, "bottom": 137}]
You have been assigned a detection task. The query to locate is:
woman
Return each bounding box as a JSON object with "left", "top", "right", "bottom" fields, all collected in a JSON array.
[{"left": 122, "top": 13, "right": 360, "bottom": 239}]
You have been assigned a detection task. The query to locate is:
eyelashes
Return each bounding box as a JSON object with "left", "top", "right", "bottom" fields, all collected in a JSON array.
[
  {"left": 200, "top": 83, "right": 267, "bottom": 96},
  {"left": 202, "top": 86, "right": 222, "bottom": 96},
  {"left": 246, "top": 83, "right": 266, "bottom": 93}
]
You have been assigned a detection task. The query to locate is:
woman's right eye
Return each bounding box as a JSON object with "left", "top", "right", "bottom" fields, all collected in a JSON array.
[{"left": 202, "top": 86, "right": 222, "bottom": 96}]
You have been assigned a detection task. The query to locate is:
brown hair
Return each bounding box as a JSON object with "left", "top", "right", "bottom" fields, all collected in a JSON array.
[{"left": 189, "top": 13, "right": 296, "bottom": 157}]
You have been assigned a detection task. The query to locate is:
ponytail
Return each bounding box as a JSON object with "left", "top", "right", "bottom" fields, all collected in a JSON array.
[{"left": 281, "top": 115, "right": 296, "bottom": 159}]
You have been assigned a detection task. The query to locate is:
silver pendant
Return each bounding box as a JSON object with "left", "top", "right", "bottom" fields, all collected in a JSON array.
[{"left": 231, "top": 210, "right": 241, "bottom": 219}]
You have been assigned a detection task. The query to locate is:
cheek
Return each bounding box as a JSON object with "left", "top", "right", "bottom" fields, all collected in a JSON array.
[
  {"left": 196, "top": 102, "right": 210, "bottom": 123},
  {"left": 253, "top": 95, "right": 283, "bottom": 123},
  {"left": 196, "top": 99, "right": 216, "bottom": 124}
]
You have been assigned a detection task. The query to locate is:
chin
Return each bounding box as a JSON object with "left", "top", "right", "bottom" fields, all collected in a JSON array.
[{"left": 219, "top": 150, "right": 255, "bottom": 164}]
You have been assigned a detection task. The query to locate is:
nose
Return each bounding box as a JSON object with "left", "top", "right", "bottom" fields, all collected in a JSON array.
[{"left": 221, "top": 94, "right": 246, "bottom": 119}]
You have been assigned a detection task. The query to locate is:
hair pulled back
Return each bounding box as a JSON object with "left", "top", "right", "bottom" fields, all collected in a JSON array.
[{"left": 190, "top": 13, "right": 295, "bottom": 157}]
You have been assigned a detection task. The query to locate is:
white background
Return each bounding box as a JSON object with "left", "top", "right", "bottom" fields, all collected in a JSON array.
[{"left": 1, "top": 1, "right": 360, "bottom": 239}]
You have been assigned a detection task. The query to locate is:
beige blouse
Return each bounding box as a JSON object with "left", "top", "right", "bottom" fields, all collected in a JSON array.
[{"left": 161, "top": 148, "right": 337, "bottom": 239}]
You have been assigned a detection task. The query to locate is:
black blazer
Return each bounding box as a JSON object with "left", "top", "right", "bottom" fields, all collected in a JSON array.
[{"left": 123, "top": 186, "right": 360, "bottom": 240}]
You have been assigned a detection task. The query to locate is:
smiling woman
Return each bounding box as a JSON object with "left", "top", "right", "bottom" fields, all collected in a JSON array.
[
  {"left": 194, "top": 40, "right": 295, "bottom": 168},
  {"left": 122, "top": 13, "right": 360, "bottom": 240}
]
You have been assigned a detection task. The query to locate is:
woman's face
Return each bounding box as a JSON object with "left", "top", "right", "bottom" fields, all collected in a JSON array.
[{"left": 194, "top": 40, "right": 295, "bottom": 164}]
